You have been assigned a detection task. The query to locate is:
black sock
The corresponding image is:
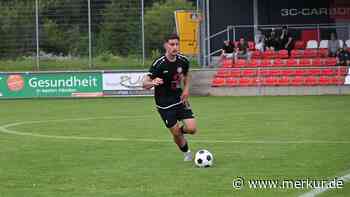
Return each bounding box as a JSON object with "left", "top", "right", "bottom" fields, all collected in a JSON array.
[
  {"left": 179, "top": 142, "right": 189, "bottom": 152},
  {"left": 180, "top": 125, "right": 186, "bottom": 134}
]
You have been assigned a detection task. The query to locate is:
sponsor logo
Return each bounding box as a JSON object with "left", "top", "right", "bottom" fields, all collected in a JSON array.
[
  {"left": 7, "top": 75, "right": 24, "bottom": 92},
  {"left": 281, "top": 7, "right": 350, "bottom": 18},
  {"left": 28, "top": 76, "right": 98, "bottom": 88},
  {"left": 177, "top": 67, "right": 183, "bottom": 73},
  {"left": 120, "top": 75, "right": 145, "bottom": 89}
]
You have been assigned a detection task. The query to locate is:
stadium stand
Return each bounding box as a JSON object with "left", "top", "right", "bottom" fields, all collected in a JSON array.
[{"left": 213, "top": 39, "right": 349, "bottom": 87}]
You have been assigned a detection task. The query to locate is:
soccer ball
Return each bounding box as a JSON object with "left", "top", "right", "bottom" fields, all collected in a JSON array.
[{"left": 194, "top": 149, "right": 214, "bottom": 168}]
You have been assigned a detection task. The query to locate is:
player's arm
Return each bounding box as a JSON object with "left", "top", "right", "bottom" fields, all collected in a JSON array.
[
  {"left": 143, "top": 75, "right": 163, "bottom": 90},
  {"left": 181, "top": 72, "right": 191, "bottom": 103}
]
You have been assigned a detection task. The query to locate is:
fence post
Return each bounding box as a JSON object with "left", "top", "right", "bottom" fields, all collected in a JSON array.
[
  {"left": 141, "top": 0, "right": 145, "bottom": 66},
  {"left": 35, "top": 0, "right": 40, "bottom": 70},
  {"left": 88, "top": 0, "right": 92, "bottom": 68},
  {"left": 317, "top": 24, "right": 320, "bottom": 42},
  {"left": 206, "top": 0, "right": 210, "bottom": 67}
]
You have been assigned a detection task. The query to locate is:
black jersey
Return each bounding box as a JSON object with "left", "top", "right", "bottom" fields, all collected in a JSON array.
[{"left": 148, "top": 54, "right": 190, "bottom": 109}]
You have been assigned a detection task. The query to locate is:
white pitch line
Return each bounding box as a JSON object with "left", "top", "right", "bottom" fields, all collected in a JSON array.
[
  {"left": 0, "top": 117, "right": 350, "bottom": 144},
  {"left": 299, "top": 172, "right": 350, "bottom": 197}
]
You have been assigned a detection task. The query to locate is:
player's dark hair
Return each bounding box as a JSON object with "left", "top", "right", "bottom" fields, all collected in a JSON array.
[{"left": 164, "top": 33, "right": 180, "bottom": 42}]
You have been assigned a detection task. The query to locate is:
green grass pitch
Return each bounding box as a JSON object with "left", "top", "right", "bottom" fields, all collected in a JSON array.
[{"left": 0, "top": 96, "right": 349, "bottom": 197}]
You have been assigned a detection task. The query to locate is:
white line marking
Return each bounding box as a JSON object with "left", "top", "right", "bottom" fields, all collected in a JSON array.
[
  {"left": 299, "top": 172, "right": 350, "bottom": 197},
  {"left": 0, "top": 116, "right": 350, "bottom": 144}
]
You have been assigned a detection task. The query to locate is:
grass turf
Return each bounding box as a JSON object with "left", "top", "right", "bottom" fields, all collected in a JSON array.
[{"left": 0, "top": 96, "right": 349, "bottom": 197}]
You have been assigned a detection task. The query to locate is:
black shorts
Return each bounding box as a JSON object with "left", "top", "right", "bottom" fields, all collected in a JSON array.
[{"left": 157, "top": 103, "right": 194, "bottom": 128}]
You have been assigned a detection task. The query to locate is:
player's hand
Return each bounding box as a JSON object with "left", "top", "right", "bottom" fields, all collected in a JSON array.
[
  {"left": 152, "top": 78, "right": 163, "bottom": 86},
  {"left": 181, "top": 89, "right": 189, "bottom": 103}
]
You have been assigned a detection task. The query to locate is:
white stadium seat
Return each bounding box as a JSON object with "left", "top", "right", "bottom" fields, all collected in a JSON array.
[
  {"left": 319, "top": 40, "right": 328, "bottom": 48},
  {"left": 339, "top": 40, "right": 344, "bottom": 48},
  {"left": 306, "top": 40, "right": 318, "bottom": 49},
  {"left": 346, "top": 39, "right": 350, "bottom": 48}
]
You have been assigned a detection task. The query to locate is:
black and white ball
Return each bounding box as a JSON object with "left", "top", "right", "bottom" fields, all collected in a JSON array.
[{"left": 194, "top": 149, "right": 214, "bottom": 167}]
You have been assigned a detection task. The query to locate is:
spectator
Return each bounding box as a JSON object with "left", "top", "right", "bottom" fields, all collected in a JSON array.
[
  {"left": 235, "top": 38, "right": 251, "bottom": 60},
  {"left": 221, "top": 40, "right": 235, "bottom": 59},
  {"left": 337, "top": 46, "right": 350, "bottom": 66},
  {"left": 328, "top": 32, "right": 341, "bottom": 57},
  {"left": 279, "top": 26, "right": 294, "bottom": 55},
  {"left": 265, "top": 28, "right": 280, "bottom": 51},
  {"left": 254, "top": 29, "right": 265, "bottom": 52}
]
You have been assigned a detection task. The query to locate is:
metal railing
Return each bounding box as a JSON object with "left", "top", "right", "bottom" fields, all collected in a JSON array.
[{"left": 202, "top": 23, "right": 350, "bottom": 67}]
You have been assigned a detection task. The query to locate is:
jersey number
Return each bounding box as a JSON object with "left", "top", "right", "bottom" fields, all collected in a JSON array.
[{"left": 171, "top": 74, "right": 181, "bottom": 90}]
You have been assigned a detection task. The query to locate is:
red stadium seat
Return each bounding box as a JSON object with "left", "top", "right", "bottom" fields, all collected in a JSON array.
[
  {"left": 291, "top": 50, "right": 303, "bottom": 58},
  {"left": 281, "top": 69, "right": 296, "bottom": 76},
  {"left": 261, "top": 59, "right": 272, "bottom": 67},
  {"left": 287, "top": 58, "right": 298, "bottom": 67},
  {"left": 277, "top": 50, "right": 289, "bottom": 59},
  {"left": 305, "top": 76, "right": 318, "bottom": 86},
  {"left": 299, "top": 58, "right": 312, "bottom": 67},
  {"left": 307, "top": 68, "right": 321, "bottom": 76},
  {"left": 235, "top": 59, "right": 247, "bottom": 67},
  {"left": 319, "top": 48, "right": 329, "bottom": 57},
  {"left": 321, "top": 68, "right": 335, "bottom": 76},
  {"left": 278, "top": 76, "right": 290, "bottom": 86},
  {"left": 295, "top": 69, "right": 308, "bottom": 76},
  {"left": 290, "top": 76, "right": 304, "bottom": 86},
  {"left": 242, "top": 69, "right": 257, "bottom": 77},
  {"left": 294, "top": 40, "right": 306, "bottom": 49},
  {"left": 336, "top": 67, "right": 349, "bottom": 76},
  {"left": 239, "top": 77, "right": 255, "bottom": 86},
  {"left": 312, "top": 58, "right": 325, "bottom": 66},
  {"left": 325, "top": 58, "right": 337, "bottom": 66},
  {"left": 319, "top": 76, "right": 332, "bottom": 85},
  {"left": 251, "top": 50, "right": 262, "bottom": 59},
  {"left": 222, "top": 59, "right": 234, "bottom": 68},
  {"left": 247, "top": 59, "right": 259, "bottom": 67},
  {"left": 303, "top": 49, "right": 318, "bottom": 58},
  {"left": 330, "top": 77, "right": 344, "bottom": 85},
  {"left": 212, "top": 77, "right": 225, "bottom": 87},
  {"left": 273, "top": 59, "right": 286, "bottom": 67},
  {"left": 248, "top": 41, "right": 255, "bottom": 50},
  {"left": 225, "top": 78, "right": 239, "bottom": 86},
  {"left": 263, "top": 50, "right": 275, "bottom": 59},
  {"left": 230, "top": 69, "right": 241, "bottom": 77},
  {"left": 263, "top": 77, "right": 278, "bottom": 86},
  {"left": 215, "top": 69, "right": 230, "bottom": 77},
  {"left": 257, "top": 69, "right": 271, "bottom": 76},
  {"left": 270, "top": 69, "right": 282, "bottom": 76}
]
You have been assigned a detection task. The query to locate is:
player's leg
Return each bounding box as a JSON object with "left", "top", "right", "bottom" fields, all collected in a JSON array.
[
  {"left": 169, "top": 122, "right": 187, "bottom": 150},
  {"left": 177, "top": 102, "right": 197, "bottom": 135},
  {"left": 158, "top": 108, "right": 191, "bottom": 161},
  {"left": 169, "top": 122, "right": 192, "bottom": 161},
  {"left": 182, "top": 118, "right": 197, "bottom": 135}
]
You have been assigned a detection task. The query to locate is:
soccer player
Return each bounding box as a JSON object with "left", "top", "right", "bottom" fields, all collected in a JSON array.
[{"left": 143, "top": 33, "right": 197, "bottom": 161}]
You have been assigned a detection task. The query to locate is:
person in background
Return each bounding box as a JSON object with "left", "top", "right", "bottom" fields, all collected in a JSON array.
[
  {"left": 337, "top": 46, "right": 350, "bottom": 66},
  {"left": 328, "top": 32, "right": 341, "bottom": 57},
  {"left": 221, "top": 40, "right": 235, "bottom": 59},
  {"left": 279, "top": 26, "right": 294, "bottom": 55},
  {"left": 235, "top": 37, "right": 251, "bottom": 60},
  {"left": 265, "top": 28, "right": 280, "bottom": 51},
  {"left": 255, "top": 29, "right": 265, "bottom": 52},
  {"left": 221, "top": 40, "right": 235, "bottom": 65}
]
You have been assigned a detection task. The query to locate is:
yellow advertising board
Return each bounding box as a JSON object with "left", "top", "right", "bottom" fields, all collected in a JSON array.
[{"left": 174, "top": 10, "right": 200, "bottom": 56}]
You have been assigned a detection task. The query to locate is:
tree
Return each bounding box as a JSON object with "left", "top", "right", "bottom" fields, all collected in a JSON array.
[
  {"left": 96, "top": 0, "right": 142, "bottom": 56},
  {"left": 144, "top": 0, "right": 194, "bottom": 57}
]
